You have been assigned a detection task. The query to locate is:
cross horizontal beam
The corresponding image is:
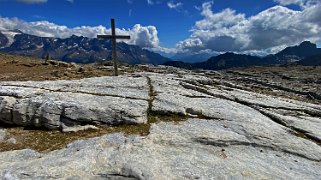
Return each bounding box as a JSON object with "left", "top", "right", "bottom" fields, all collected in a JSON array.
[
  {"left": 97, "top": 18, "right": 131, "bottom": 76},
  {"left": 97, "top": 35, "right": 131, "bottom": 40}
]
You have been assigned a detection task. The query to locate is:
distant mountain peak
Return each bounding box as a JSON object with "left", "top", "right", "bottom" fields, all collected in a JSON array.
[
  {"left": 276, "top": 41, "right": 320, "bottom": 62},
  {"left": 299, "top": 41, "right": 316, "bottom": 49},
  {"left": 11, "top": 29, "right": 24, "bottom": 34}
]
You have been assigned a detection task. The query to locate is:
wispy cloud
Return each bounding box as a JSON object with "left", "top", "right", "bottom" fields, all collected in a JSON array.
[
  {"left": 16, "top": 0, "right": 47, "bottom": 4},
  {"left": 129, "top": 9, "right": 132, "bottom": 17},
  {"left": 167, "top": 1, "right": 188, "bottom": 15},
  {"left": 147, "top": 0, "right": 153, "bottom": 5},
  {"left": 167, "top": 1, "right": 183, "bottom": 9},
  {"left": 32, "top": 14, "right": 45, "bottom": 19},
  {"left": 16, "top": 0, "right": 74, "bottom": 4}
]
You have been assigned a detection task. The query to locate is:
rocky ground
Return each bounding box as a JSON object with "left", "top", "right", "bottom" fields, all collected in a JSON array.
[
  {"left": 221, "top": 65, "right": 321, "bottom": 104},
  {"left": 0, "top": 54, "right": 321, "bottom": 179}
]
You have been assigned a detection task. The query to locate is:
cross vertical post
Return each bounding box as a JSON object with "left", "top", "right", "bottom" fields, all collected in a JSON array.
[
  {"left": 97, "top": 18, "right": 131, "bottom": 76},
  {"left": 111, "top": 19, "right": 118, "bottom": 76}
]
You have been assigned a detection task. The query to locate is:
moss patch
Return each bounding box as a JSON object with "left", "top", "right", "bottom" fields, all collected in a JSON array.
[
  {"left": 0, "top": 112, "right": 189, "bottom": 153},
  {"left": 0, "top": 123, "right": 149, "bottom": 153}
]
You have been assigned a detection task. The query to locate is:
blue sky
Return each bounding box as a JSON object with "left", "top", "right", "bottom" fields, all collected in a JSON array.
[
  {"left": 0, "top": 0, "right": 320, "bottom": 55},
  {"left": 0, "top": 0, "right": 287, "bottom": 47}
]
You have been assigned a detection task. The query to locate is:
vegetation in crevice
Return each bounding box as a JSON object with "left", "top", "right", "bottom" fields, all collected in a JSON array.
[{"left": 0, "top": 76, "right": 188, "bottom": 153}]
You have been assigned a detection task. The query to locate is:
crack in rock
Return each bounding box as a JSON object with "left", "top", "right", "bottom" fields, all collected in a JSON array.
[
  {"left": 195, "top": 137, "right": 321, "bottom": 162},
  {"left": 179, "top": 79, "right": 321, "bottom": 146}
]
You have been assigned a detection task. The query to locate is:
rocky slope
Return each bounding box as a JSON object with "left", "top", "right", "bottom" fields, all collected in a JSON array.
[
  {"left": 0, "top": 66, "right": 321, "bottom": 179},
  {"left": 298, "top": 54, "right": 321, "bottom": 66},
  {"left": 0, "top": 30, "right": 171, "bottom": 65},
  {"left": 165, "top": 41, "right": 321, "bottom": 70},
  {"left": 275, "top": 41, "right": 321, "bottom": 62}
]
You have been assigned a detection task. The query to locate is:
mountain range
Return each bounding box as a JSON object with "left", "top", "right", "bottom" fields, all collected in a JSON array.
[
  {"left": 0, "top": 30, "right": 171, "bottom": 65},
  {"left": 1, "top": 29, "right": 321, "bottom": 69},
  {"left": 164, "top": 41, "right": 321, "bottom": 70}
]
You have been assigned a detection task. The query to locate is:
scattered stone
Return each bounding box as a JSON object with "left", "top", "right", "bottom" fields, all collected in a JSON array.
[
  {"left": 61, "top": 125, "right": 99, "bottom": 133},
  {"left": 21, "top": 63, "right": 36, "bottom": 67},
  {"left": 70, "top": 62, "right": 78, "bottom": 67},
  {"left": 51, "top": 70, "right": 60, "bottom": 77},
  {"left": 48, "top": 60, "right": 59, "bottom": 66},
  {"left": 77, "top": 67, "right": 85, "bottom": 73},
  {"left": 6, "top": 138, "right": 16, "bottom": 144},
  {"left": 57, "top": 61, "right": 71, "bottom": 68},
  {"left": 0, "top": 129, "right": 5, "bottom": 141}
]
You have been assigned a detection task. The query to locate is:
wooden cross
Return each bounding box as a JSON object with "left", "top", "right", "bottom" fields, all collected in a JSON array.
[{"left": 97, "top": 19, "right": 130, "bottom": 76}]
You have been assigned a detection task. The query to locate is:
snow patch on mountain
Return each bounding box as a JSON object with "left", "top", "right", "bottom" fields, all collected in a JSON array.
[{"left": 0, "top": 30, "right": 21, "bottom": 47}]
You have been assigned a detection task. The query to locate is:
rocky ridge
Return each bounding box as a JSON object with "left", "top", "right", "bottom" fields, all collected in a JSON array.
[
  {"left": 164, "top": 41, "right": 321, "bottom": 70},
  {"left": 0, "top": 67, "right": 321, "bottom": 179},
  {"left": 0, "top": 31, "right": 171, "bottom": 65}
]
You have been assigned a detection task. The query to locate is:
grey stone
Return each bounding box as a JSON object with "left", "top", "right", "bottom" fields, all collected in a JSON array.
[
  {"left": 6, "top": 138, "right": 16, "bottom": 144},
  {"left": 0, "top": 76, "right": 149, "bottom": 100},
  {"left": 0, "top": 129, "right": 5, "bottom": 141},
  {"left": 61, "top": 124, "right": 99, "bottom": 133},
  {"left": 149, "top": 72, "right": 321, "bottom": 145},
  {"left": 1, "top": 71, "right": 321, "bottom": 179},
  {"left": 0, "top": 119, "right": 321, "bottom": 179},
  {"left": 258, "top": 108, "right": 321, "bottom": 142},
  {"left": 0, "top": 96, "right": 16, "bottom": 124},
  {"left": 0, "top": 75, "right": 149, "bottom": 131}
]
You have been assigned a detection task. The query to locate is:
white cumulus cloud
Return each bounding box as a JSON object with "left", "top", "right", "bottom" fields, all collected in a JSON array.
[
  {"left": 175, "top": 1, "right": 321, "bottom": 54},
  {"left": 0, "top": 17, "right": 159, "bottom": 48},
  {"left": 127, "top": 24, "right": 159, "bottom": 48}
]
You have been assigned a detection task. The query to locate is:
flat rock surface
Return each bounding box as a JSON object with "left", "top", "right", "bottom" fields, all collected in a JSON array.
[
  {"left": 0, "top": 119, "right": 321, "bottom": 179},
  {"left": 0, "top": 76, "right": 149, "bottom": 130},
  {"left": 1, "top": 69, "right": 321, "bottom": 179}
]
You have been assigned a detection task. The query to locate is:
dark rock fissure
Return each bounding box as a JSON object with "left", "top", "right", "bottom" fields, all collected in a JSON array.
[
  {"left": 146, "top": 76, "right": 154, "bottom": 114},
  {"left": 179, "top": 82, "right": 233, "bottom": 101},
  {"left": 96, "top": 173, "right": 139, "bottom": 180},
  {"left": 234, "top": 99, "right": 321, "bottom": 146},
  {"left": 0, "top": 84, "right": 146, "bottom": 101},
  {"left": 234, "top": 77, "right": 321, "bottom": 101},
  {"left": 195, "top": 137, "right": 321, "bottom": 162},
  {"left": 234, "top": 97, "right": 321, "bottom": 118},
  {"left": 256, "top": 108, "right": 321, "bottom": 146}
]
